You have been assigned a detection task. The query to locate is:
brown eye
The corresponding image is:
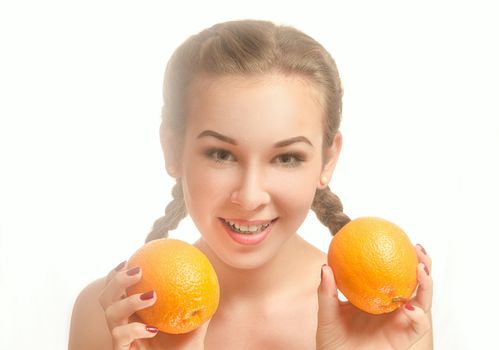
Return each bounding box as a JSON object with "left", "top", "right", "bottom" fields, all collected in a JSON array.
[
  {"left": 205, "top": 148, "right": 236, "bottom": 163},
  {"left": 274, "top": 153, "right": 305, "bottom": 167}
]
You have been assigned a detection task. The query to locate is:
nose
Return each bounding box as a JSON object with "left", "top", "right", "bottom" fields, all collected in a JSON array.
[{"left": 230, "top": 166, "right": 271, "bottom": 211}]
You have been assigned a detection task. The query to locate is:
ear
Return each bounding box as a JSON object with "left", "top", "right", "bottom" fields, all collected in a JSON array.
[
  {"left": 160, "top": 122, "right": 182, "bottom": 178},
  {"left": 318, "top": 131, "right": 342, "bottom": 189}
]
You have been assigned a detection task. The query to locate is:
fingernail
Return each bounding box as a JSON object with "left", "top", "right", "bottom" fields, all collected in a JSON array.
[
  {"left": 145, "top": 325, "right": 158, "bottom": 333},
  {"left": 405, "top": 303, "right": 415, "bottom": 311},
  {"left": 140, "top": 290, "right": 155, "bottom": 301},
  {"left": 417, "top": 244, "right": 427, "bottom": 255},
  {"left": 321, "top": 264, "right": 327, "bottom": 281},
  {"left": 114, "top": 260, "right": 126, "bottom": 271},
  {"left": 126, "top": 266, "right": 141, "bottom": 276}
]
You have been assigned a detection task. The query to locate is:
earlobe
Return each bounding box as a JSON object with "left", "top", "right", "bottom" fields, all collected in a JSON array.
[
  {"left": 319, "top": 176, "right": 329, "bottom": 188},
  {"left": 167, "top": 166, "right": 179, "bottom": 178},
  {"left": 318, "top": 131, "right": 342, "bottom": 188}
]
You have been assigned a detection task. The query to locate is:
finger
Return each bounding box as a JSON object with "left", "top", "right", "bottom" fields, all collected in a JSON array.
[
  {"left": 317, "top": 265, "right": 340, "bottom": 330},
  {"left": 416, "top": 244, "right": 432, "bottom": 272},
  {"left": 413, "top": 262, "right": 433, "bottom": 312},
  {"left": 111, "top": 322, "right": 159, "bottom": 350},
  {"left": 106, "top": 290, "right": 157, "bottom": 329},
  {"left": 402, "top": 303, "right": 431, "bottom": 340},
  {"left": 99, "top": 266, "right": 142, "bottom": 310},
  {"left": 106, "top": 260, "right": 128, "bottom": 284}
]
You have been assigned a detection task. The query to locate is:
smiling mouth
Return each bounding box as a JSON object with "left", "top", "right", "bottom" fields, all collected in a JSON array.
[{"left": 221, "top": 219, "right": 276, "bottom": 235}]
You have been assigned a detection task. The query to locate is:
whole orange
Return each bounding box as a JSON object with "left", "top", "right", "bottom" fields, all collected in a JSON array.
[
  {"left": 126, "top": 238, "right": 220, "bottom": 334},
  {"left": 328, "top": 217, "right": 418, "bottom": 314}
]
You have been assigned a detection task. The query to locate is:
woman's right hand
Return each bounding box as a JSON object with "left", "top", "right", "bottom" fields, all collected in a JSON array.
[
  {"left": 98, "top": 261, "right": 159, "bottom": 349},
  {"left": 98, "top": 261, "right": 209, "bottom": 350}
]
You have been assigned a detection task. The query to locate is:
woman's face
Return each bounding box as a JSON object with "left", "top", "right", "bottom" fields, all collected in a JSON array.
[{"left": 177, "top": 74, "right": 336, "bottom": 269}]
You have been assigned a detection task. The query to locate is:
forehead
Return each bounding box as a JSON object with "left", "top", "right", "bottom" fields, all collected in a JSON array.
[{"left": 185, "top": 74, "right": 325, "bottom": 143}]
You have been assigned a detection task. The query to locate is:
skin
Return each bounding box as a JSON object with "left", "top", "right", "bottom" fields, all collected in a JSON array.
[
  {"left": 178, "top": 74, "right": 339, "bottom": 349},
  {"left": 68, "top": 73, "right": 433, "bottom": 349}
]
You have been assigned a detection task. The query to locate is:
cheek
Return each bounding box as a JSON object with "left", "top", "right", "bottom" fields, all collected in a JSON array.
[
  {"left": 182, "top": 150, "right": 320, "bottom": 222},
  {"left": 267, "top": 169, "right": 318, "bottom": 216},
  {"left": 182, "top": 163, "right": 234, "bottom": 217}
]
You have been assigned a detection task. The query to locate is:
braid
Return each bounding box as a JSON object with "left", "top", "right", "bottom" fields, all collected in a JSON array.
[
  {"left": 311, "top": 186, "right": 350, "bottom": 236},
  {"left": 145, "top": 180, "right": 187, "bottom": 242}
]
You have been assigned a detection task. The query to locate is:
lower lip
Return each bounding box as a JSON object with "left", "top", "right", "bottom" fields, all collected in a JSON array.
[{"left": 221, "top": 219, "right": 275, "bottom": 246}]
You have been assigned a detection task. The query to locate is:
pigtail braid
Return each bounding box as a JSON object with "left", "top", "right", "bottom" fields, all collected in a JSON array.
[
  {"left": 145, "top": 180, "right": 187, "bottom": 242},
  {"left": 311, "top": 186, "right": 350, "bottom": 236}
]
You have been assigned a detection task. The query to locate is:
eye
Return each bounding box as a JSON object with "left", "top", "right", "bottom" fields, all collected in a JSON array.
[
  {"left": 205, "top": 148, "right": 236, "bottom": 163},
  {"left": 274, "top": 153, "right": 305, "bottom": 167}
]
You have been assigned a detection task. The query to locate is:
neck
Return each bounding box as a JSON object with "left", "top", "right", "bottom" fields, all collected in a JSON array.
[{"left": 195, "top": 234, "right": 306, "bottom": 303}]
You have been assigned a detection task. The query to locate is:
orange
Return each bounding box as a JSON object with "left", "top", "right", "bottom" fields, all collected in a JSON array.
[
  {"left": 126, "top": 238, "right": 220, "bottom": 334},
  {"left": 327, "top": 217, "right": 418, "bottom": 314}
]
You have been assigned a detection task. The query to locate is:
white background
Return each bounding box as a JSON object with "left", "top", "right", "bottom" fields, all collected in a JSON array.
[{"left": 1, "top": 1, "right": 498, "bottom": 349}]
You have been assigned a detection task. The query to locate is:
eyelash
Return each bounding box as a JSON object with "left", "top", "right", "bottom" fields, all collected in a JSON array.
[
  {"left": 204, "top": 148, "right": 306, "bottom": 168},
  {"left": 274, "top": 153, "right": 306, "bottom": 167},
  {"left": 205, "top": 148, "right": 235, "bottom": 164}
]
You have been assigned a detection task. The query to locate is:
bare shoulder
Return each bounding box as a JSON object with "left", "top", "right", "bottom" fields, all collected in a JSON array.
[
  {"left": 298, "top": 235, "right": 328, "bottom": 266},
  {"left": 292, "top": 235, "right": 328, "bottom": 289},
  {"left": 68, "top": 277, "right": 112, "bottom": 350}
]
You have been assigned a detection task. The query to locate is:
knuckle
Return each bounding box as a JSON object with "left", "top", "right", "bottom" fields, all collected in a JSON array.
[
  {"left": 111, "top": 272, "right": 125, "bottom": 288},
  {"left": 104, "top": 304, "right": 115, "bottom": 321},
  {"left": 130, "top": 321, "right": 144, "bottom": 333},
  {"left": 110, "top": 326, "right": 122, "bottom": 339},
  {"left": 105, "top": 295, "right": 139, "bottom": 321},
  {"left": 117, "top": 269, "right": 141, "bottom": 289},
  {"left": 131, "top": 294, "right": 147, "bottom": 310}
]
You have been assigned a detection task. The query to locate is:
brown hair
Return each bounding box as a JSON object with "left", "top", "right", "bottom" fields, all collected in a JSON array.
[{"left": 146, "top": 20, "right": 350, "bottom": 242}]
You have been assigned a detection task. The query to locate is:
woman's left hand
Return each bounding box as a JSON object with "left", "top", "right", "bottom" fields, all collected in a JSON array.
[{"left": 316, "top": 244, "right": 433, "bottom": 350}]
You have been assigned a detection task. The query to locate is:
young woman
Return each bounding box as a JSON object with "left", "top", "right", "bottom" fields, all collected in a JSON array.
[{"left": 69, "top": 20, "right": 433, "bottom": 350}]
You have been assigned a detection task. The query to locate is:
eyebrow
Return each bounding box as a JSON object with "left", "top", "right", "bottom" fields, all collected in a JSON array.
[
  {"left": 197, "top": 130, "right": 237, "bottom": 145},
  {"left": 197, "top": 130, "right": 313, "bottom": 148},
  {"left": 274, "top": 136, "right": 313, "bottom": 148}
]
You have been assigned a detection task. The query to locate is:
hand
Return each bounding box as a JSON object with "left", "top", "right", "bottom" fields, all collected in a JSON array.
[
  {"left": 98, "top": 261, "right": 209, "bottom": 350},
  {"left": 316, "top": 244, "right": 433, "bottom": 350}
]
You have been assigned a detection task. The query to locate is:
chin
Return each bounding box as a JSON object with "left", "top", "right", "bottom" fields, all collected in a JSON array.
[{"left": 208, "top": 237, "right": 290, "bottom": 272}]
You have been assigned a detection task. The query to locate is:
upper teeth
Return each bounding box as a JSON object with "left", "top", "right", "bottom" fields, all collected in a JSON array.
[{"left": 224, "top": 220, "right": 270, "bottom": 233}]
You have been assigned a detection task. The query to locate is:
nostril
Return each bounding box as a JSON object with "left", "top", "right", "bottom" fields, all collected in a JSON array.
[{"left": 230, "top": 191, "right": 271, "bottom": 211}]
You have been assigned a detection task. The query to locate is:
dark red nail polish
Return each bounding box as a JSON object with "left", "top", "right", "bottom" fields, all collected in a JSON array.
[
  {"left": 140, "top": 291, "right": 155, "bottom": 301},
  {"left": 417, "top": 244, "right": 427, "bottom": 255},
  {"left": 126, "top": 267, "right": 140, "bottom": 276},
  {"left": 405, "top": 303, "right": 415, "bottom": 311},
  {"left": 423, "top": 264, "right": 430, "bottom": 276},
  {"left": 114, "top": 260, "right": 126, "bottom": 271},
  {"left": 146, "top": 325, "right": 158, "bottom": 333}
]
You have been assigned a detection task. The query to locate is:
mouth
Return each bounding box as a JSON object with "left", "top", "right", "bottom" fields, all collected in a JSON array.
[
  {"left": 219, "top": 218, "right": 278, "bottom": 245},
  {"left": 221, "top": 219, "right": 273, "bottom": 235}
]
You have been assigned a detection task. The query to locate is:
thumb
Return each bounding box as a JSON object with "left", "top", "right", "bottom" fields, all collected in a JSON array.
[
  {"left": 317, "top": 264, "right": 341, "bottom": 349},
  {"left": 402, "top": 303, "right": 432, "bottom": 341}
]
